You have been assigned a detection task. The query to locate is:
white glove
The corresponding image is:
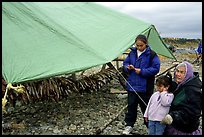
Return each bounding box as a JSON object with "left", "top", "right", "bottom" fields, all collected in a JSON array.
[{"left": 161, "top": 114, "right": 173, "bottom": 125}]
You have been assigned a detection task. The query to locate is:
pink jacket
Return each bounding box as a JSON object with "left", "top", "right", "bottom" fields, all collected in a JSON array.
[{"left": 144, "top": 91, "right": 174, "bottom": 121}]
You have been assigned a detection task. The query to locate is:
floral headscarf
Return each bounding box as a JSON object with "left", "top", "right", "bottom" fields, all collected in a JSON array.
[{"left": 174, "top": 61, "right": 194, "bottom": 87}]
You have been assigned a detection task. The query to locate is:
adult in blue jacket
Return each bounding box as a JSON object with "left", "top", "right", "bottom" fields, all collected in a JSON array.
[
  {"left": 122, "top": 34, "right": 160, "bottom": 135},
  {"left": 197, "top": 42, "right": 202, "bottom": 54},
  {"left": 196, "top": 40, "right": 202, "bottom": 59}
]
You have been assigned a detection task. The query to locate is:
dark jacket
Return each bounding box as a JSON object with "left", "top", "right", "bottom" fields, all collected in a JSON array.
[
  {"left": 197, "top": 42, "right": 202, "bottom": 54},
  {"left": 123, "top": 46, "right": 160, "bottom": 92},
  {"left": 169, "top": 72, "right": 202, "bottom": 133}
]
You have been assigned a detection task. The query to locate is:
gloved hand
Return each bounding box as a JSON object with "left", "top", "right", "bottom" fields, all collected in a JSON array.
[{"left": 161, "top": 114, "right": 173, "bottom": 125}]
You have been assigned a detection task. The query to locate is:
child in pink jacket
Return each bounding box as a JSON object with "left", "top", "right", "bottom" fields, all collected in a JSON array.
[{"left": 144, "top": 72, "right": 174, "bottom": 135}]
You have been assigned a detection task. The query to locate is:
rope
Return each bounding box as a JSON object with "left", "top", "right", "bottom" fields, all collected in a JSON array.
[
  {"left": 2, "top": 83, "right": 26, "bottom": 113},
  {"left": 93, "top": 62, "right": 149, "bottom": 134},
  {"left": 108, "top": 63, "right": 148, "bottom": 106},
  {"left": 109, "top": 62, "right": 179, "bottom": 107},
  {"left": 93, "top": 62, "right": 178, "bottom": 134}
]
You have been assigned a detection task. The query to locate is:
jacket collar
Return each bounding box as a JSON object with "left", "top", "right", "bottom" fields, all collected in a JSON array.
[{"left": 130, "top": 45, "right": 151, "bottom": 56}]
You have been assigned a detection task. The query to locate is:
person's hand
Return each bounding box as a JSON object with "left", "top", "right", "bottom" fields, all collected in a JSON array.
[
  {"left": 161, "top": 87, "right": 168, "bottom": 92},
  {"left": 160, "top": 114, "right": 173, "bottom": 125},
  {"left": 144, "top": 117, "right": 148, "bottom": 123},
  {"left": 135, "top": 68, "right": 141, "bottom": 74},
  {"left": 128, "top": 65, "right": 135, "bottom": 70}
]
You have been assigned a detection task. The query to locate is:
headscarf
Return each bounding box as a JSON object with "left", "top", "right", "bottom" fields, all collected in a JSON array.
[{"left": 174, "top": 61, "right": 194, "bottom": 87}]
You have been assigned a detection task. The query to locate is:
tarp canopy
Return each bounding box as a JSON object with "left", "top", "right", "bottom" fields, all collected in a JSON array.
[{"left": 2, "top": 2, "right": 176, "bottom": 84}]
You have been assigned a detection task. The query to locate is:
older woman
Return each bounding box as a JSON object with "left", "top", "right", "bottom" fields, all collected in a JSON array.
[{"left": 161, "top": 61, "right": 202, "bottom": 135}]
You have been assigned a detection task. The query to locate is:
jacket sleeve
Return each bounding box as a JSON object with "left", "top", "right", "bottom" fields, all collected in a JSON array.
[
  {"left": 160, "top": 92, "right": 174, "bottom": 107},
  {"left": 140, "top": 54, "right": 160, "bottom": 77},
  {"left": 123, "top": 53, "right": 131, "bottom": 73},
  {"left": 144, "top": 94, "right": 154, "bottom": 118}
]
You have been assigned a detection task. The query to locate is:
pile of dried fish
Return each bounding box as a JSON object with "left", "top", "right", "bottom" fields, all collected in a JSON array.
[{"left": 2, "top": 67, "right": 122, "bottom": 108}]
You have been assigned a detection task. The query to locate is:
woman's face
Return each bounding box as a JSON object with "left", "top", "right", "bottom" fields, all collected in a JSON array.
[
  {"left": 175, "top": 66, "right": 186, "bottom": 84},
  {"left": 135, "top": 40, "right": 147, "bottom": 52}
]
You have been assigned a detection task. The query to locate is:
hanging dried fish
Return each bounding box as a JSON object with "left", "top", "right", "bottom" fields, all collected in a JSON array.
[{"left": 2, "top": 65, "right": 122, "bottom": 108}]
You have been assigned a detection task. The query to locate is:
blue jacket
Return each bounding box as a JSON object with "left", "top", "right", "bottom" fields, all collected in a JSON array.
[
  {"left": 197, "top": 43, "right": 202, "bottom": 54},
  {"left": 123, "top": 46, "right": 160, "bottom": 92}
]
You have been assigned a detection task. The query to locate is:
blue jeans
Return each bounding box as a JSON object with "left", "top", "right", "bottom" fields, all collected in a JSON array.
[{"left": 148, "top": 120, "right": 166, "bottom": 135}]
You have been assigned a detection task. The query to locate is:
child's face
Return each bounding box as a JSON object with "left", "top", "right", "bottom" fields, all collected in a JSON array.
[{"left": 156, "top": 84, "right": 166, "bottom": 92}]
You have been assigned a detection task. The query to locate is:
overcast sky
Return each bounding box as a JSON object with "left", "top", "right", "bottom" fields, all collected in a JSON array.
[{"left": 96, "top": 2, "right": 202, "bottom": 39}]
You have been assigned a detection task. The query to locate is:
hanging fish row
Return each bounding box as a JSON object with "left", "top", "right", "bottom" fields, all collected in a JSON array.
[{"left": 2, "top": 67, "right": 121, "bottom": 107}]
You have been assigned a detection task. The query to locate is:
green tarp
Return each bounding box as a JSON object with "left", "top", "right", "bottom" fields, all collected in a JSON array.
[{"left": 2, "top": 2, "right": 176, "bottom": 84}]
